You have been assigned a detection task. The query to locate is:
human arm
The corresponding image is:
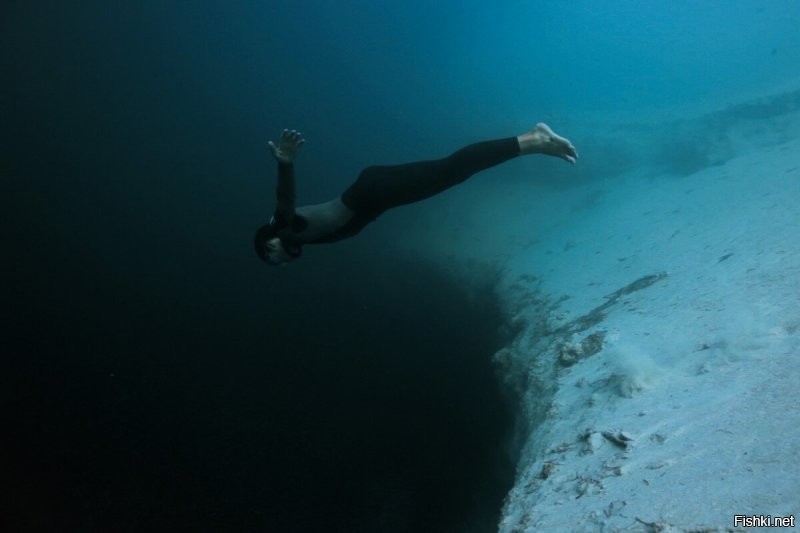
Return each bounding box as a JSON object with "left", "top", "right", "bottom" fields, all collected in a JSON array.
[{"left": 268, "top": 129, "right": 306, "bottom": 223}]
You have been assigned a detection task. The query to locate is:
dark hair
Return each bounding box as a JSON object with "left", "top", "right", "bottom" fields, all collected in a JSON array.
[
  {"left": 254, "top": 223, "right": 303, "bottom": 263},
  {"left": 254, "top": 223, "right": 277, "bottom": 262}
]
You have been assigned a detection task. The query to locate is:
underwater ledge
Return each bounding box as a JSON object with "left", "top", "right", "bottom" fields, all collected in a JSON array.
[
  {"left": 388, "top": 87, "right": 800, "bottom": 531},
  {"left": 492, "top": 135, "right": 800, "bottom": 531}
]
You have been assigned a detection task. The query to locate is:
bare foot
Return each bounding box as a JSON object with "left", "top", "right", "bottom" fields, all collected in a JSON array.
[{"left": 517, "top": 123, "right": 578, "bottom": 164}]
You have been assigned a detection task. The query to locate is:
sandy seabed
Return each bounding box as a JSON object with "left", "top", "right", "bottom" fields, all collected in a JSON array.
[{"left": 494, "top": 113, "right": 800, "bottom": 531}]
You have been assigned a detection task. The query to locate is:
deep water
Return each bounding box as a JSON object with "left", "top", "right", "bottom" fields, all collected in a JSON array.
[
  {"left": 5, "top": 1, "right": 800, "bottom": 532},
  {"left": 2, "top": 2, "right": 520, "bottom": 530},
  {"left": 7, "top": 237, "right": 515, "bottom": 532}
]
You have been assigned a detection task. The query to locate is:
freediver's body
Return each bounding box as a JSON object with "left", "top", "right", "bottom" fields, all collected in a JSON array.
[{"left": 254, "top": 124, "right": 578, "bottom": 266}]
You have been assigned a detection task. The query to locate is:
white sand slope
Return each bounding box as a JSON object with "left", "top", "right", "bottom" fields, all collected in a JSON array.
[
  {"left": 495, "top": 133, "right": 800, "bottom": 531},
  {"left": 389, "top": 88, "right": 800, "bottom": 531}
]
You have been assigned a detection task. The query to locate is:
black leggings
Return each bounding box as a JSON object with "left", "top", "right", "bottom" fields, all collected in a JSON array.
[{"left": 341, "top": 137, "right": 520, "bottom": 215}]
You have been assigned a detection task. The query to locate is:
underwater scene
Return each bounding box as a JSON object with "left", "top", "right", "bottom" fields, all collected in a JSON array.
[{"left": 4, "top": 1, "right": 799, "bottom": 531}]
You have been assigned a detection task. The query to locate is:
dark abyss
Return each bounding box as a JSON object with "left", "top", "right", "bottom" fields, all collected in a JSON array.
[
  {"left": 2, "top": 2, "right": 516, "bottom": 531},
  {"left": 5, "top": 238, "right": 516, "bottom": 532}
]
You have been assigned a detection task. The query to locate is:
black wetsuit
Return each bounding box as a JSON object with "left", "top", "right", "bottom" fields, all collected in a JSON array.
[{"left": 259, "top": 137, "right": 521, "bottom": 257}]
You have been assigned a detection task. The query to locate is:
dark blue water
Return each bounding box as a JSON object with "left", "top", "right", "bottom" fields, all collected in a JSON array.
[
  {"left": 4, "top": 1, "right": 799, "bottom": 531},
  {"left": 2, "top": 2, "right": 518, "bottom": 531}
]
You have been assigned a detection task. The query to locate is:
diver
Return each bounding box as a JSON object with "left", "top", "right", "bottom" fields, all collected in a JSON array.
[{"left": 254, "top": 123, "right": 578, "bottom": 265}]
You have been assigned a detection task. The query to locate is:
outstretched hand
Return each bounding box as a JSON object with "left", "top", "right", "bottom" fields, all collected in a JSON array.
[{"left": 268, "top": 129, "right": 305, "bottom": 164}]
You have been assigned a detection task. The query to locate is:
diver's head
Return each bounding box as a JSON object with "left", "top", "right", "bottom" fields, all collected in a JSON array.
[
  {"left": 264, "top": 237, "right": 298, "bottom": 266},
  {"left": 254, "top": 225, "right": 301, "bottom": 266}
]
